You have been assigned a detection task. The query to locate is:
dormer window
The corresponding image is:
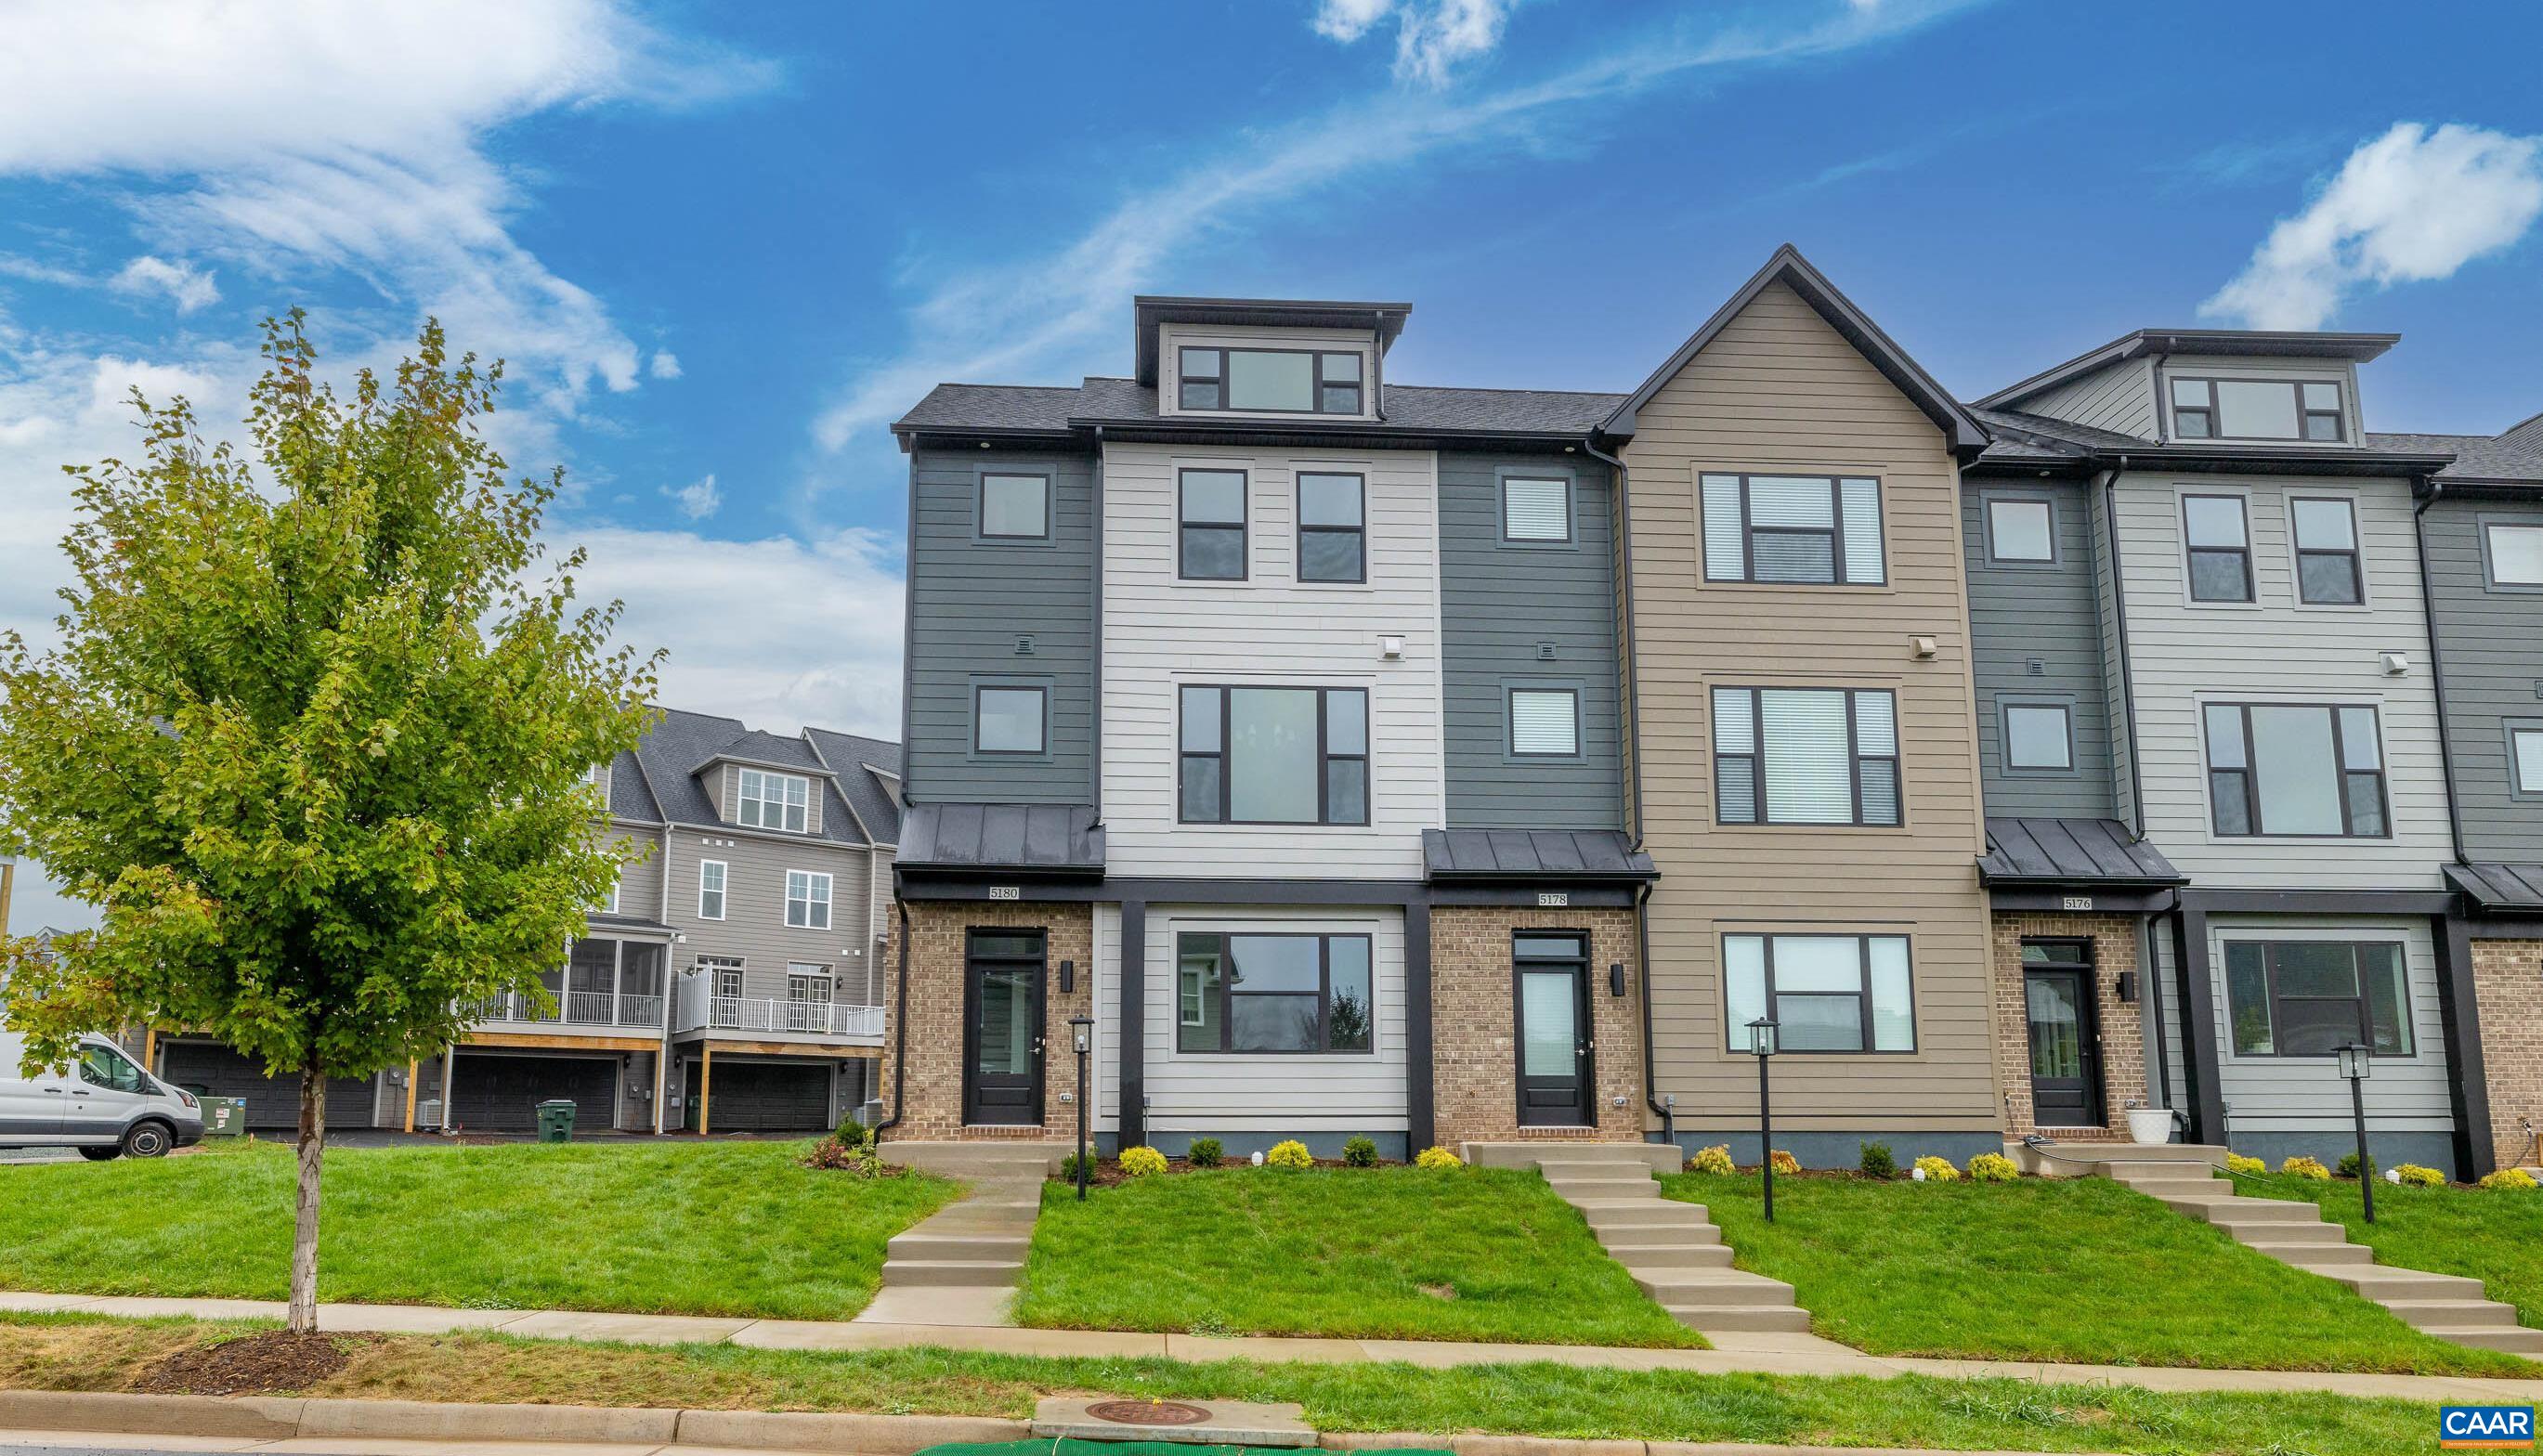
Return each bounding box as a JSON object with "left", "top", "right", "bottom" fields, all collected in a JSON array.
[
  {"left": 2170, "top": 378, "right": 2345, "bottom": 442},
  {"left": 1179, "top": 347, "right": 1363, "bottom": 414},
  {"left": 737, "top": 768, "right": 810, "bottom": 833}
]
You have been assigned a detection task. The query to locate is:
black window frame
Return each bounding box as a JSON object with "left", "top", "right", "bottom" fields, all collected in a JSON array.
[
  {"left": 1499, "top": 474, "right": 1574, "bottom": 546},
  {"left": 1295, "top": 470, "right": 1366, "bottom": 583},
  {"left": 1178, "top": 683, "right": 1370, "bottom": 826},
  {"left": 2182, "top": 492, "right": 2255, "bottom": 604},
  {"left": 1178, "top": 467, "right": 1249, "bottom": 581},
  {"left": 976, "top": 470, "right": 1053, "bottom": 542},
  {"left": 1176, "top": 346, "right": 1364, "bottom": 415},
  {"left": 2289, "top": 495, "right": 2364, "bottom": 605},
  {"left": 1983, "top": 493, "right": 2058, "bottom": 566},
  {"left": 2507, "top": 720, "right": 2543, "bottom": 800},
  {"left": 2169, "top": 376, "right": 2347, "bottom": 443},
  {"left": 1998, "top": 698, "right": 2077, "bottom": 774},
  {"left": 2222, "top": 939, "right": 2413, "bottom": 1059},
  {"left": 2203, "top": 701, "right": 2391, "bottom": 838},
  {"left": 1174, "top": 930, "right": 1376, "bottom": 1056},
  {"left": 1712, "top": 685, "right": 1902, "bottom": 828},
  {"left": 2482, "top": 519, "right": 2543, "bottom": 592},
  {"left": 1701, "top": 472, "right": 1887, "bottom": 586},
  {"left": 1506, "top": 684, "right": 1583, "bottom": 759},
  {"left": 1720, "top": 931, "right": 1918, "bottom": 1055},
  {"left": 972, "top": 682, "right": 1050, "bottom": 756}
]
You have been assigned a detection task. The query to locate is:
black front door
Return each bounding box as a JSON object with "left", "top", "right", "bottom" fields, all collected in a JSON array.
[
  {"left": 2022, "top": 939, "right": 2104, "bottom": 1127},
  {"left": 1515, "top": 932, "right": 1593, "bottom": 1126},
  {"left": 963, "top": 930, "right": 1047, "bottom": 1126}
]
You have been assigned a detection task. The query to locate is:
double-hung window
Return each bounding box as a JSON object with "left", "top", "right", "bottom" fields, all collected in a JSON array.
[
  {"left": 2204, "top": 703, "right": 2388, "bottom": 837},
  {"left": 1508, "top": 687, "right": 1581, "bottom": 757},
  {"left": 1723, "top": 933, "right": 1914, "bottom": 1052},
  {"left": 737, "top": 768, "right": 809, "bottom": 832},
  {"left": 1175, "top": 931, "right": 1373, "bottom": 1054},
  {"left": 2223, "top": 941, "right": 2410, "bottom": 1057},
  {"left": 1178, "top": 347, "right": 1363, "bottom": 414},
  {"left": 979, "top": 472, "right": 1050, "bottom": 540},
  {"left": 1296, "top": 473, "right": 1365, "bottom": 582},
  {"left": 2485, "top": 522, "right": 2543, "bottom": 588},
  {"left": 1713, "top": 687, "right": 1900, "bottom": 826},
  {"left": 1700, "top": 473, "right": 1884, "bottom": 585},
  {"left": 2183, "top": 495, "right": 2253, "bottom": 603},
  {"left": 1502, "top": 476, "right": 1571, "bottom": 543},
  {"left": 2171, "top": 377, "right": 2345, "bottom": 441},
  {"left": 2291, "top": 497, "right": 2362, "bottom": 604},
  {"left": 697, "top": 860, "right": 726, "bottom": 920},
  {"left": 784, "top": 870, "right": 832, "bottom": 930},
  {"left": 1180, "top": 685, "right": 1368, "bottom": 825},
  {"left": 1179, "top": 468, "right": 1247, "bottom": 579}
]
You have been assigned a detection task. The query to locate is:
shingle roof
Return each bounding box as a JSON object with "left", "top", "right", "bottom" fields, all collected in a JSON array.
[
  {"left": 1421, "top": 828, "right": 1657, "bottom": 883},
  {"left": 606, "top": 748, "right": 660, "bottom": 822},
  {"left": 2367, "top": 431, "right": 2543, "bottom": 485},
  {"left": 896, "top": 376, "right": 1628, "bottom": 441},
  {"left": 898, "top": 802, "right": 1104, "bottom": 877},
  {"left": 895, "top": 384, "right": 1085, "bottom": 436},
  {"left": 806, "top": 728, "right": 903, "bottom": 846},
  {"left": 629, "top": 707, "right": 895, "bottom": 849},
  {"left": 2448, "top": 863, "right": 2543, "bottom": 912},
  {"left": 1968, "top": 406, "right": 2147, "bottom": 455},
  {"left": 1977, "top": 818, "right": 2185, "bottom": 888}
]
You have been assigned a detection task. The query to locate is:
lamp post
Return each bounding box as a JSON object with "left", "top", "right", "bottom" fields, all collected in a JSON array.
[
  {"left": 1069, "top": 1015, "right": 1094, "bottom": 1202},
  {"left": 2336, "top": 1040, "right": 2375, "bottom": 1225},
  {"left": 1748, "top": 1017, "right": 1780, "bottom": 1223}
]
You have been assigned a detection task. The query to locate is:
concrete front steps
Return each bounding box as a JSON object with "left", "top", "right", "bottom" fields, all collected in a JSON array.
[
  {"left": 2088, "top": 1146, "right": 2543, "bottom": 1357},
  {"left": 1470, "top": 1141, "right": 1810, "bottom": 1337},
  {"left": 862, "top": 1143, "right": 1060, "bottom": 1326}
]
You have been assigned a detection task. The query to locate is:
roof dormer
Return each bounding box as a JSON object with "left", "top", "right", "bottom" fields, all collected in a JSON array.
[
  {"left": 1133, "top": 295, "right": 1409, "bottom": 423},
  {"left": 1981, "top": 329, "right": 2396, "bottom": 448}
]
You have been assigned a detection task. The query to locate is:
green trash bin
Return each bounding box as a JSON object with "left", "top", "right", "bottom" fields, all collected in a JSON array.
[
  {"left": 198, "top": 1097, "right": 247, "bottom": 1137},
  {"left": 535, "top": 1098, "right": 577, "bottom": 1143}
]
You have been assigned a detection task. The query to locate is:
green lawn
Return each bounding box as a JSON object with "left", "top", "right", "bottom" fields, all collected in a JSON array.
[
  {"left": 1669, "top": 1171, "right": 2533, "bottom": 1374},
  {"left": 0, "top": 1312, "right": 2457, "bottom": 1454},
  {"left": 0, "top": 1139, "right": 956, "bottom": 1320},
  {"left": 2242, "top": 1173, "right": 2543, "bottom": 1329},
  {"left": 1016, "top": 1165, "right": 1699, "bottom": 1347}
]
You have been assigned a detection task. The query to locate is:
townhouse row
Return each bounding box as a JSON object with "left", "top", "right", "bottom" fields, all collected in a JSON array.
[{"left": 883, "top": 250, "right": 2543, "bottom": 1179}]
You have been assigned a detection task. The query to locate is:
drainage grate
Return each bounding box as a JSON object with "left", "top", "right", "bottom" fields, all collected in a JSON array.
[{"left": 1082, "top": 1399, "right": 1212, "bottom": 1426}]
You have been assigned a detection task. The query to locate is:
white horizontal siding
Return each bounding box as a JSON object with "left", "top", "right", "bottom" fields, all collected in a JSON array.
[{"left": 2209, "top": 916, "right": 2455, "bottom": 1137}]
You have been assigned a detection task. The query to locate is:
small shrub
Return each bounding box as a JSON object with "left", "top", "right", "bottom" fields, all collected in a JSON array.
[
  {"left": 1341, "top": 1135, "right": 1380, "bottom": 1167},
  {"left": 2282, "top": 1155, "right": 2331, "bottom": 1181},
  {"left": 1687, "top": 1144, "right": 1736, "bottom": 1176},
  {"left": 1118, "top": 1145, "right": 1169, "bottom": 1177},
  {"left": 1768, "top": 1149, "right": 1801, "bottom": 1175},
  {"left": 800, "top": 1137, "right": 881, "bottom": 1176},
  {"left": 831, "top": 1117, "right": 878, "bottom": 1154},
  {"left": 2336, "top": 1151, "right": 2373, "bottom": 1180},
  {"left": 1966, "top": 1151, "right": 2020, "bottom": 1183},
  {"left": 1057, "top": 1150, "right": 1095, "bottom": 1182},
  {"left": 1186, "top": 1138, "right": 1224, "bottom": 1169},
  {"left": 2224, "top": 1151, "right": 2267, "bottom": 1176},
  {"left": 1265, "top": 1139, "right": 1314, "bottom": 1170},
  {"left": 2390, "top": 1163, "right": 2445, "bottom": 1188},
  {"left": 2480, "top": 1167, "right": 2537, "bottom": 1191},
  {"left": 1911, "top": 1154, "right": 1962, "bottom": 1183},
  {"left": 1414, "top": 1145, "right": 1463, "bottom": 1171},
  {"left": 1858, "top": 1141, "right": 1897, "bottom": 1180}
]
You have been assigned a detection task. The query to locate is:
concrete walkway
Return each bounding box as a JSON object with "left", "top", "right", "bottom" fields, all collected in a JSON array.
[
  {"left": 856, "top": 1142, "right": 1060, "bottom": 1327},
  {"left": 6, "top": 1288, "right": 2540, "bottom": 1403}
]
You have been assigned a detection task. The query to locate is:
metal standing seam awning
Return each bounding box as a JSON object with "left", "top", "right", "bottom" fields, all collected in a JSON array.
[{"left": 1976, "top": 817, "right": 2186, "bottom": 898}]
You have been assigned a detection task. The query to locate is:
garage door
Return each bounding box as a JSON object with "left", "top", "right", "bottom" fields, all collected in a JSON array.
[
  {"left": 449, "top": 1053, "right": 615, "bottom": 1134},
  {"left": 699, "top": 1060, "right": 830, "bottom": 1132},
  {"left": 159, "top": 1044, "right": 378, "bottom": 1130}
]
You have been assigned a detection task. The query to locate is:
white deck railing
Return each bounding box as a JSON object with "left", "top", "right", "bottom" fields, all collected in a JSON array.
[{"left": 673, "top": 974, "right": 883, "bottom": 1038}]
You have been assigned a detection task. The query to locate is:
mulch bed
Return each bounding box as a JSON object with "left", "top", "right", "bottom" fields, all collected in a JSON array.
[
  {"left": 133, "top": 1331, "right": 380, "bottom": 1396},
  {"left": 1053, "top": 1157, "right": 1394, "bottom": 1188}
]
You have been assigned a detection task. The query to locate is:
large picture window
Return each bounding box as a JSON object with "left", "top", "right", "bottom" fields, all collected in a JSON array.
[
  {"left": 1179, "top": 347, "right": 1363, "bottom": 414},
  {"left": 1722, "top": 933, "right": 1914, "bottom": 1053},
  {"left": 736, "top": 768, "right": 809, "bottom": 832},
  {"left": 2223, "top": 941, "right": 2411, "bottom": 1057},
  {"left": 1700, "top": 473, "right": 1884, "bottom": 585},
  {"left": 1176, "top": 931, "right": 1374, "bottom": 1054},
  {"left": 1713, "top": 686, "right": 1900, "bottom": 826},
  {"left": 2170, "top": 377, "right": 2345, "bottom": 442},
  {"left": 1179, "top": 468, "right": 1248, "bottom": 579},
  {"left": 1180, "top": 684, "right": 1368, "bottom": 825},
  {"left": 2204, "top": 702, "right": 2388, "bottom": 838}
]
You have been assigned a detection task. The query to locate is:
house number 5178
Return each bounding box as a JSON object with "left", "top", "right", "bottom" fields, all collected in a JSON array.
[{"left": 1537, "top": 891, "right": 1569, "bottom": 908}]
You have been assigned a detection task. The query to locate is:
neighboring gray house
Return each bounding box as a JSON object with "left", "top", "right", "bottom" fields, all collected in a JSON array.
[{"left": 150, "top": 708, "right": 902, "bottom": 1136}]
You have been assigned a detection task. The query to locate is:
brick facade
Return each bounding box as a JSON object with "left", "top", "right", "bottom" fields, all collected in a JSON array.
[
  {"left": 1989, "top": 911, "right": 2149, "bottom": 1141},
  {"left": 1430, "top": 905, "right": 1644, "bottom": 1148},
  {"left": 880, "top": 899, "right": 1089, "bottom": 1142},
  {"left": 2471, "top": 937, "right": 2543, "bottom": 1171}
]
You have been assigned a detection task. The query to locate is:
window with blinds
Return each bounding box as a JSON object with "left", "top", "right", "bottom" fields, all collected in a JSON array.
[
  {"left": 1507, "top": 687, "right": 1580, "bottom": 757},
  {"left": 1713, "top": 686, "right": 1900, "bottom": 826},
  {"left": 1699, "top": 473, "right": 1884, "bottom": 584},
  {"left": 1501, "top": 476, "right": 1571, "bottom": 542}
]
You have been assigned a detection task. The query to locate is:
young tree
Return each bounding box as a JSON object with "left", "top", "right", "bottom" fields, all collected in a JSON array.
[{"left": 0, "top": 315, "right": 657, "bottom": 1332}]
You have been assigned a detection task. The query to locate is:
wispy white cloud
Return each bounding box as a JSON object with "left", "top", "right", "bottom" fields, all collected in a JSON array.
[
  {"left": 649, "top": 350, "right": 683, "bottom": 381},
  {"left": 109, "top": 255, "right": 219, "bottom": 314},
  {"left": 662, "top": 473, "right": 724, "bottom": 520},
  {"left": 815, "top": 0, "right": 1978, "bottom": 458},
  {"left": 1312, "top": 0, "right": 1395, "bottom": 43},
  {"left": 1311, "top": 0, "right": 1511, "bottom": 87},
  {"left": 2203, "top": 122, "right": 2543, "bottom": 331}
]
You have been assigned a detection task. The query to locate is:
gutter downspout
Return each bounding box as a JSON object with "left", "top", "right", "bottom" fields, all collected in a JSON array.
[
  {"left": 1584, "top": 432, "right": 1670, "bottom": 1144},
  {"left": 2413, "top": 479, "right": 2471, "bottom": 868},
  {"left": 875, "top": 898, "right": 912, "bottom": 1136},
  {"left": 2101, "top": 463, "right": 2149, "bottom": 837}
]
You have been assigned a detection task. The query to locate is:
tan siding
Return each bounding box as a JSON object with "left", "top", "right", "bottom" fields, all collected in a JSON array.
[{"left": 1623, "top": 280, "right": 1997, "bottom": 1134}]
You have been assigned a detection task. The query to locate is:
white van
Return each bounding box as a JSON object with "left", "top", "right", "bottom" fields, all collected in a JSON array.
[{"left": 0, "top": 1031, "right": 204, "bottom": 1159}]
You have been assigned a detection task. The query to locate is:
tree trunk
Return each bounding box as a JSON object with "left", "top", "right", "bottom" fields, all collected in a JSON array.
[{"left": 287, "top": 1067, "right": 326, "bottom": 1333}]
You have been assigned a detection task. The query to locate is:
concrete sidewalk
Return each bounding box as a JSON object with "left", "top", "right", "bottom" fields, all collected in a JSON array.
[{"left": 6, "top": 1288, "right": 2538, "bottom": 1404}]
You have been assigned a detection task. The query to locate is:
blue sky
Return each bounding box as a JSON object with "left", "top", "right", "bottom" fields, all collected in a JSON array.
[{"left": 2, "top": 0, "right": 2539, "bottom": 927}]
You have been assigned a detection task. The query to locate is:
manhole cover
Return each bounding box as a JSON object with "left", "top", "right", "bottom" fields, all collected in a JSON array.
[{"left": 1085, "top": 1399, "right": 1213, "bottom": 1426}]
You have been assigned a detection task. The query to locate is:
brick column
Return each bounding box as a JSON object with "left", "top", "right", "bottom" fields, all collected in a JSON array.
[
  {"left": 880, "top": 900, "right": 1089, "bottom": 1142},
  {"left": 1430, "top": 905, "right": 1643, "bottom": 1149},
  {"left": 1990, "top": 910, "right": 2148, "bottom": 1140},
  {"left": 2471, "top": 938, "right": 2543, "bottom": 1171}
]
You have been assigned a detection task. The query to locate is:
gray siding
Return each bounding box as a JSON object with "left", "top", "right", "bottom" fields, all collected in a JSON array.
[
  {"left": 2424, "top": 495, "right": 2543, "bottom": 862},
  {"left": 1440, "top": 453, "right": 1624, "bottom": 828},
  {"left": 1963, "top": 480, "right": 2117, "bottom": 817},
  {"left": 907, "top": 447, "right": 1097, "bottom": 804},
  {"left": 2090, "top": 485, "right": 2141, "bottom": 831},
  {"left": 2027, "top": 358, "right": 2157, "bottom": 439},
  {"left": 662, "top": 828, "right": 885, "bottom": 1005}
]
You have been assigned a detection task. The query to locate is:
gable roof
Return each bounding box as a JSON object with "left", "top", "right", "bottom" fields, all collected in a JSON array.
[
  {"left": 806, "top": 727, "right": 903, "bottom": 847},
  {"left": 1977, "top": 328, "right": 2400, "bottom": 410},
  {"left": 1599, "top": 244, "right": 1989, "bottom": 455},
  {"left": 627, "top": 707, "right": 899, "bottom": 849}
]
